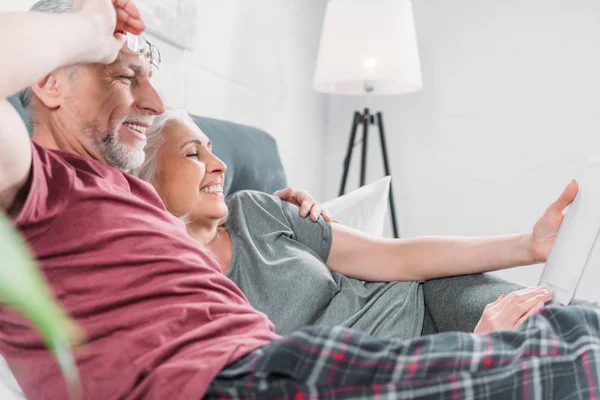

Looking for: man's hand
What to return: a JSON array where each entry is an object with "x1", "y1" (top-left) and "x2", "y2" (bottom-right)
[
  {"x1": 528, "y1": 180, "x2": 578, "y2": 263},
  {"x1": 111, "y1": 0, "x2": 145, "y2": 34},
  {"x1": 73, "y1": 0, "x2": 145, "y2": 64},
  {"x1": 474, "y1": 287, "x2": 553, "y2": 333},
  {"x1": 273, "y1": 188, "x2": 334, "y2": 222}
]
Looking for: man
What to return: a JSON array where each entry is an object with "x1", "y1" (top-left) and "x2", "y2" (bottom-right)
[
  {"x1": 0, "y1": 1, "x2": 599, "y2": 399},
  {"x1": 0, "y1": 0, "x2": 323, "y2": 396}
]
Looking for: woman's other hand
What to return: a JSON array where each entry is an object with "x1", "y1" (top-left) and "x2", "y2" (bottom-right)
[{"x1": 474, "y1": 286, "x2": 553, "y2": 333}]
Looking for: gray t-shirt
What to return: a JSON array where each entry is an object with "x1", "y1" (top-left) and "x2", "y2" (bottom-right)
[{"x1": 225, "y1": 191, "x2": 424, "y2": 339}]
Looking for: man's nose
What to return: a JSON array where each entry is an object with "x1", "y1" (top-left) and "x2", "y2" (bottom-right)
[{"x1": 135, "y1": 81, "x2": 166, "y2": 115}]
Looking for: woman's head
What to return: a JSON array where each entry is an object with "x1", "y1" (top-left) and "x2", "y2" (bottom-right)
[{"x1": 136, "y1": 108, "x2": 228, "y2": 223}]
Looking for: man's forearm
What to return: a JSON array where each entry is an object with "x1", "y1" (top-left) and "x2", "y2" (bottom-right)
[
  {"x1": 0, "y1": 11, "x2": 100, "y2": 99},
  {"x1": 400, "y1": 233, "x2": 535, "y2": 281}
]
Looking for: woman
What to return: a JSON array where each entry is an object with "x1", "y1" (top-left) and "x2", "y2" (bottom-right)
[{"x1": 134, "y1": 108, "x2": 578, "y2": 339}]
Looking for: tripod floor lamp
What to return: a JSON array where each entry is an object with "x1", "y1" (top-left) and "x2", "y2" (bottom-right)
[{"x1": 313, "y1": 0, "x2": 423, "y2": 238}]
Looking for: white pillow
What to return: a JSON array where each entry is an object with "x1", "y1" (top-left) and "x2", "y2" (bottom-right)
[{"x1": 323, "y1": 176, "x2": 391, "y2": 237}]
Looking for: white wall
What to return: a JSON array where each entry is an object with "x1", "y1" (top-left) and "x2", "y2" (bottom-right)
[
  {"x1": 0, "y1": 0, "x2": 328, "y2": 198},
  {"x1": 156, "y1": 0, "x2": 328, "y2": 197},
  {"x1": 324, "y1": 0, "x2": 600, "y2": 299}
]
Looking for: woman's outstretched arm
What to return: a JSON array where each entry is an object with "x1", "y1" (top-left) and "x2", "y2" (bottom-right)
[{"x1": 326, "y1": 180, "x2": 578, "y2": 282}]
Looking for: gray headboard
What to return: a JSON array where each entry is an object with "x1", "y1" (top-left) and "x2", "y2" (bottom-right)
[{"x1": 7, "y1": 95, "x2": 286, "y2": 197}]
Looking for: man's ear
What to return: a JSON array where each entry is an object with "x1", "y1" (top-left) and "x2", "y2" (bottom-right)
[{"x1": 30, "y1": 73, "x2": 64, "y2": 109}]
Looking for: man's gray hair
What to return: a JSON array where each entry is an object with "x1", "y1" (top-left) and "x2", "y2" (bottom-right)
[
  {"x1": 134, "y1": 108, "x2": 196, "y2": 184},
  {"x1": 19, "y1": 0, "x2": 74, "y2": 110}
]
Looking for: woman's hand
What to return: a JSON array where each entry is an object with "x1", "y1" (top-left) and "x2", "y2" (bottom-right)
[
  {"x1": 273, "y1": 188, "x2": 336, "y2": 222},
  {"x1": 528, "y1": 180, "x2": 579, "y2": 263},
  {"x1": 73, "y1": 0, "x2": 145, "y2": 64},
  {"x1": 474, "y1": 287, "x2": 553, "y2": 333}
]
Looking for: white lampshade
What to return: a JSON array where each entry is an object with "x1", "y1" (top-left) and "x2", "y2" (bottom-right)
[{"x1": 313, "y1": 0, "x2": 422, "y2": 96}]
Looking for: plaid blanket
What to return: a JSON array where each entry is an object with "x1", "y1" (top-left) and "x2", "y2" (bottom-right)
[{"x1": 206, "y1": 306, "x2": 600, "y2": 399}]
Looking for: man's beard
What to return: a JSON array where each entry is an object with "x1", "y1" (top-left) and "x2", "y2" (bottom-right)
[{"x1": 84, "y1": 122, "x2": 146, "y2": 172}]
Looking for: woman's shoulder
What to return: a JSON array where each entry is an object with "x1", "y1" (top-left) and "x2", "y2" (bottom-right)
[
  {"x1": 226, "y1": 189, "x2": 279, "y2": 206},
  {"x1": 225, "y1": 190, "x2": 284, "y2": 219}
]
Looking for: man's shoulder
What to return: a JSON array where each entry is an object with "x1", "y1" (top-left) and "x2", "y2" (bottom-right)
[
  {"x1": 33, "y1": 141, "x2": 123, "y2": 180},
  {"x1": 20, "y1": 142, "x2": 160, "y2": 220},
  {"x1": 31, "y1": 141, "x2": 150, "y2": 196}
]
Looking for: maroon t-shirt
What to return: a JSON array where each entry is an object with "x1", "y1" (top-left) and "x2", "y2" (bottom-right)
[{"x1": 0, "y1": 142, "x2": 279, "y2": 399}]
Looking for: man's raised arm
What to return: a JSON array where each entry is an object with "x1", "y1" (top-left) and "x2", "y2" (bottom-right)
[{"x1": 0, "y1": 0, "x2": 144, "y2": 213}]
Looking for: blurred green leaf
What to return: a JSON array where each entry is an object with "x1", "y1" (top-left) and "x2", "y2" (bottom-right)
[{"x1": 0, "y1": 213, "x2": 81, "y2": 395}]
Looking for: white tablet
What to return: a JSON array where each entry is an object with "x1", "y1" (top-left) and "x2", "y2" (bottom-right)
[{"x1": 538, "y1": 155, "x2": 600, "y2": 305}]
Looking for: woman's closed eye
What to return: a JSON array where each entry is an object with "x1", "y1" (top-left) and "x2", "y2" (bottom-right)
[{"x1": 186, "y1": 152, "x2": 200, "y2": 158}]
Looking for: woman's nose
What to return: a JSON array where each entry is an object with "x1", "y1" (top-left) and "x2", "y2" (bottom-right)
[{"x1": 208, "y1": 154, "x2": 227, "y2": 173}]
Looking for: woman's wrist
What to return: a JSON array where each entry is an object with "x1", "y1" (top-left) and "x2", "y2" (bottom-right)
[{"x1": 518, "y1": 232, "x2": 536, "y2": 265}]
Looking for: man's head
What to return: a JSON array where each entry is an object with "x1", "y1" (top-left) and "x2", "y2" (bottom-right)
[{"x1": 23, "y1": 0, "x2": 165, "y2": 172}]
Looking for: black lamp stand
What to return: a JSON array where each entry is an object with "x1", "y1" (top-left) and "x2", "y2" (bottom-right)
[{"x1": 338, "y1": 108, "x2": 400, "y2": 238}]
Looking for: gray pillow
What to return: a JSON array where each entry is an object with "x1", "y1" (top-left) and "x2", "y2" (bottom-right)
[
  {"x1": 7, "y1": 95, "x2": 31, "y2": 133},
  {"x1": 6, "y1": 95, "x2": 287, "y2": 197}
]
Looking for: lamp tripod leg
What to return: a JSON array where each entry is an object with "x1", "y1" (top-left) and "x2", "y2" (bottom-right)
[
  {"x1": 359, "y1": 108, "x2": 370, "y2": 187},
  {"x1": 339, "y1": 112, "x2": 361, "y2": 196},
  {"x1": 376, "y1": 112, "x2": 400, "y2": 238}
]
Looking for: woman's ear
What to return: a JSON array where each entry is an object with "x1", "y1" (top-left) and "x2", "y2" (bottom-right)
[{"x1": 30, "y1": 73, "x2": 63, "y2": 109}]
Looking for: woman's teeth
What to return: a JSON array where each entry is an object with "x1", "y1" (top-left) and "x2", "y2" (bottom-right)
[
  {"x1": 201, "y1": 185, "x2": 223, "y2": 194},
  {"x1": 124, "y1": 123, "x2": 147, "y2": 134}
]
